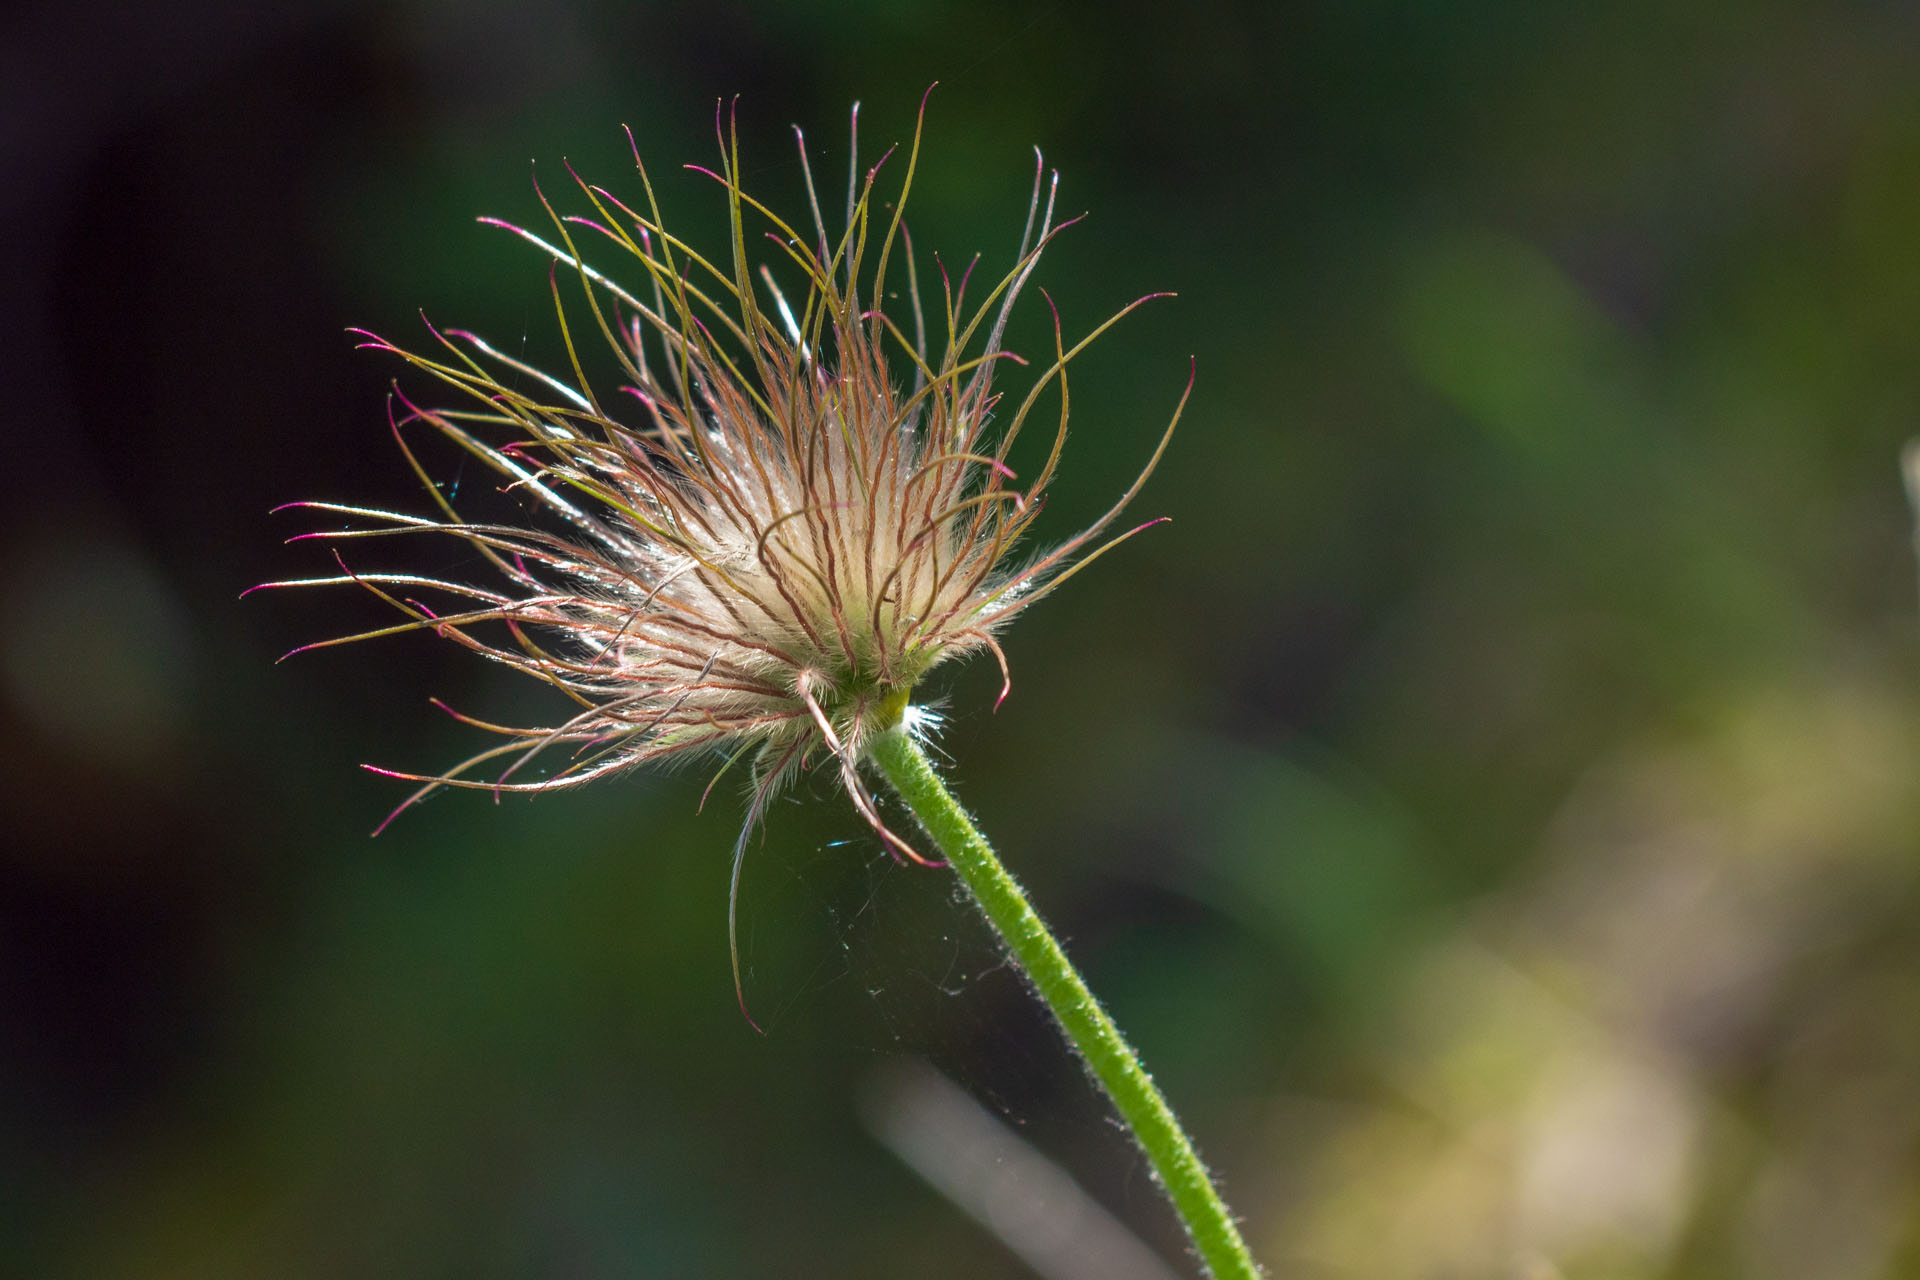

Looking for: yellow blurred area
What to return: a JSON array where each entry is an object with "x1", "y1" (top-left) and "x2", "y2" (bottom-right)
[{"x1": 1267, "y1": 668, "x2": 1920, "y2": 1278}]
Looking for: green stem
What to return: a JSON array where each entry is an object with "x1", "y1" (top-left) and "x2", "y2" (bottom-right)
[{"x1": 866, "y1": 728, "x2": 1263, "y2": 1280}]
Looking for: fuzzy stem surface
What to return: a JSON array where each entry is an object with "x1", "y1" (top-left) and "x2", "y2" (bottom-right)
[{"x1": 866, "y1": 728, "x2": 1263, "y2": 1280}]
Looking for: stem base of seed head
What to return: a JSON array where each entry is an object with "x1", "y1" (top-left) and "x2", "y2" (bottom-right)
[{"x1": 865, "y1": 727, "x2": 1264, "y2": 1280}]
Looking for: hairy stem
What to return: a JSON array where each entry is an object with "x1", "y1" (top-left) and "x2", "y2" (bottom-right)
[{"x1": 866, "y1": 728, "x2": 1263, "y2": 1280}]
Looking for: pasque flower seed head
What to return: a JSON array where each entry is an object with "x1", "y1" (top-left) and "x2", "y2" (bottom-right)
[
  {"x1": 266, "y1": 93, "x2": 1188, "y2": 903},
  {"x1": 259, "y1": 103, "x2": 1260, "y2": 1270}
]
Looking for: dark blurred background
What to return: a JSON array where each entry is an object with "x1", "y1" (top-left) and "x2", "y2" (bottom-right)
[{"x1": 6, "y1": 2, "x2": 1920, "y2": 1276}]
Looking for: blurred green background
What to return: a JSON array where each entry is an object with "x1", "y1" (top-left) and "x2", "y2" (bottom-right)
[{"x1": 6, "y1": 1, "x2": 1920, "y2": 1276}]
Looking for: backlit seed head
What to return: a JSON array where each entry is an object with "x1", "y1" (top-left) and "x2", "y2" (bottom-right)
[{"x1": 266, "y1": 94, "x2": 1188, "y2": 865}]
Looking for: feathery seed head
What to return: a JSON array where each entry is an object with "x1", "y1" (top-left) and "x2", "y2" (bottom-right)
[{"x1": 267, "y1": 95, "x2": 1189, "y2": 854}]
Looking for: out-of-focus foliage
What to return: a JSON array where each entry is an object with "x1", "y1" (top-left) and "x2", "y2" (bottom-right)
[{"x1": 5, "y1": 2, "x2": 1919, "y2": 1277}]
